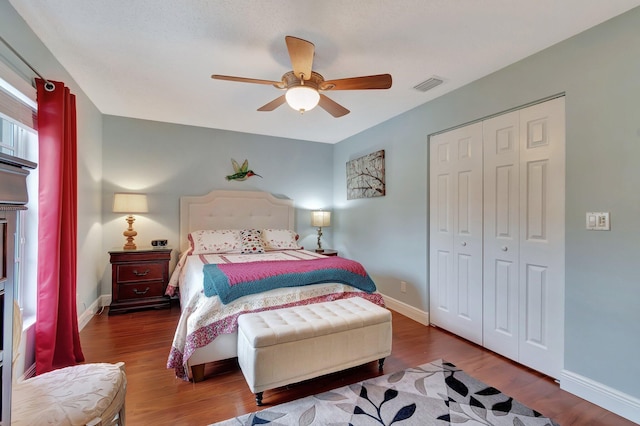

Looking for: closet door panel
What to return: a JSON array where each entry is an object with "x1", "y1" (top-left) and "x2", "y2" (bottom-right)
[
  {"x1": 430, "y1": 123, "x2": 483, "y2": 345},
  {"x1": 483, "y1": 111, "x2": 520, "y2": 360},
  {"x1": 524, "y1": 264, "x2": 548, "y2": 345},
  {"x1": 518, "y1": 97, "x2": 565, "y2": 379},
  {"x1": 434, "y1": 249, "x2": 451, "y2": 312},
  {"x1": 430, "y1": 136, "x2": 454, "y2": 318}
]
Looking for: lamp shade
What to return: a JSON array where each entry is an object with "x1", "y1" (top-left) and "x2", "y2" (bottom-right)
[
  {"x1": 311, "y1": 211, "x2": 331, "y2": 227},
  {"x1": 286, "y1": 86, "x2": 320, "y2": 113},
  {"x1": 113, "y1": 193, "x2": 148, "y2": 213}
]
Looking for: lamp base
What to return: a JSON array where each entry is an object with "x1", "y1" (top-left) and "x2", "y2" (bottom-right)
[
  {"x1": 123, "y1": 215, "x2": 138, "y2": 250},
  {"x1": 315, "y1": 226, "x2": 324, "y2": 253}
]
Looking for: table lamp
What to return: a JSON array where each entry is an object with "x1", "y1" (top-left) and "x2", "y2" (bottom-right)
[
  {"x1": 113, "y1": 192, "x2": 148, "y2": 250},
  {"x1": 311, "y1": 210, "x2": 331, "y2": 252}
]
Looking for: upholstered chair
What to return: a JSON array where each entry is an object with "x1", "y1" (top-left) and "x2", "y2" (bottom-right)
[{"x1": 11, "y1": 302, "x2": 127, "y2": 425}]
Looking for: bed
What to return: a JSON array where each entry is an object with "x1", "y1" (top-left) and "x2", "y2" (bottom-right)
[{"x1": 166, "y1": 190, "x2": 385, "y2": 382}]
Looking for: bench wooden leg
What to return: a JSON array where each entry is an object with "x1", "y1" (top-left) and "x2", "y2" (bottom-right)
[
  {"x1": 378, "y1": 358, "x2": 385, "y2": 371},
  {"x1": 191, "y1": 364, "x2": 205, "y2": 383},
  {"x1": 255, "y1": 392, "x2": 264, "y2": 406}
]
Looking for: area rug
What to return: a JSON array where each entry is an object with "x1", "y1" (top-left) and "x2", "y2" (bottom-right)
[{"x1": 212, "y1": 359, "x2": 558, "y2": 425}]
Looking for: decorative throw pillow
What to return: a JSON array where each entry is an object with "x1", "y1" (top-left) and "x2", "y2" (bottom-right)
[
  {"x1": 240, "y1": 229, "x2": 265, "y2": 254},
  {"x1": 188, "y1": 229, "x2": 241, "y2": 254},
  {"x1": 261, "y1": 229, "x2": 301, "y2": 250}
]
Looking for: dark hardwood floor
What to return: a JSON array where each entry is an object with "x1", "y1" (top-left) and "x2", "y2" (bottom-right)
[{"x1": 80, "y1": 306, "x2": 633, "y2": 425}]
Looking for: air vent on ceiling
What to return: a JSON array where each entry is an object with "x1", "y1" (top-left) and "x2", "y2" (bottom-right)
[{"x1": 413, "y1": 77, "x2": 444, "y2": 92}]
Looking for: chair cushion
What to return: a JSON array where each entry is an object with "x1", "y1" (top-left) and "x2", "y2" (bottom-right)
[{"x1": 12, "y1": 362, "x2": 126, "y2": 426}]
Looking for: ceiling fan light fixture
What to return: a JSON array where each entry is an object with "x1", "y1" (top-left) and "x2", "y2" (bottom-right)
[{"x1": 285, "y1": 85, "x2": 320, "y2": 113}]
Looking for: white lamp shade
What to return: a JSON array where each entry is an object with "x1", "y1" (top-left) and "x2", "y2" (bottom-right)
[
  {"x1": 311, "y1": 211, "x2": 331, "y2": 227},
  {"x1": 113, "y1": 193, "x2": 148, "y2": 213},
  {"x1": 286, "y1": 86, "x2": 320, "y2": 112}
]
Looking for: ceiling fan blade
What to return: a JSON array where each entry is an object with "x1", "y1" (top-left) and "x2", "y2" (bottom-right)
[
  {"x1": 257, "y1": 95, "x2": 287, "y2": 111},
  {"x1": 318, "y1": 94, "x2": 350, "y2": 118},
  {"x1": 321, "y1": 74, "x2": 392, "y2": 90},
  {"x1": 212, "y1": 74, "x2": 284, "y2": 87},
  {"x1": 285, "y1": 36, "x2": 314, "y2": 81}
]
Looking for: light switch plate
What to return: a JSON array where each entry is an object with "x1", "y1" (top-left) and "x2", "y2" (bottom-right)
[{"x1": 586, "y1": 212, "x2": 610, "y2": 230}]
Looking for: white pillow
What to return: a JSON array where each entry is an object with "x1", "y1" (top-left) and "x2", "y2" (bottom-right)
[
  {"x1": 188, "y1": 229, "x2": 241, "y2": 254},
  {"x1": 261, "y1": 229, "x2": 301, "y2": 251}
]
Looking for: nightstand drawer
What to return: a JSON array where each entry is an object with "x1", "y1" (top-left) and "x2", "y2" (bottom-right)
[
  {"x1": 117, "y1": 280, "x2": 165, "y2": 300},
  {"x1": 116, "y1": 262, "x2": 165, "y2": 283}
]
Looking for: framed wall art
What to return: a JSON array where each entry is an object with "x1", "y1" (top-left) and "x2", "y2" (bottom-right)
[{"x1": 346, "y1": 149, "x2": 385, "y2": 200}]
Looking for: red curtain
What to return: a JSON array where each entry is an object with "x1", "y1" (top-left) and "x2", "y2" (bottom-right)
[{"x1": 35, "y1": 79, "x2": 84, "y2": 374}]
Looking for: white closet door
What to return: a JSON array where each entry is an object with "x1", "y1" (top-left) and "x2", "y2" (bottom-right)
[
  {"x1": 429, "y1": 122, "x2": 483, "y2": 345},
  {"x1": 482, "y1": 111, "x2": 521, "y2": 360},
  {"x1": 518, "y1": 97, "x2": 565, "y2": 378}
]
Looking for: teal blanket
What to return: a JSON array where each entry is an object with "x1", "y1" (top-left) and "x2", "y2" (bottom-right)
[{"x1": 202, "y1": 257, "x2": 376, "y2": 304}]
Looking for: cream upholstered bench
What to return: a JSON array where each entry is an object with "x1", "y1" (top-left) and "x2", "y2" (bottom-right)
[{"x1": 237, "y1": 297, "x2": 392, "y2": 405}]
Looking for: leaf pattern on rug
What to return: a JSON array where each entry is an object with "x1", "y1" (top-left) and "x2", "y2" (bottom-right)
[
  {"x1": 387, "y1": 370, "x2": 406, "y2": 384},
  {"x1": 298, "y1": 405, "x2": 316, "y2": 426},
  {"x1": 352, "y1": 384, "x2": 416, "y2": 425},
  {"x1": 210, "y1": 359, "x2": 560, "y2": 426},
  {"x1": 445, "y1": 371, "x2": 470, "y2": 397},
  {"x1": 315, "y1": 390, "x2": 348, "y2": 402},
  {"x1": 414, "y1": 377, "x2": 428, "y2": 396}
]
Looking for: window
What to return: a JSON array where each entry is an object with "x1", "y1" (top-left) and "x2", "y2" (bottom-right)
[{"x1": 0, "y1": 76, "x2": 38, "y2": 321}]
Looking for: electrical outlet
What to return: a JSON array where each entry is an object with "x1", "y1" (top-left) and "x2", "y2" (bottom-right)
[{"x1": 400, "y1": 281, "x2": 407, "y2": 293}]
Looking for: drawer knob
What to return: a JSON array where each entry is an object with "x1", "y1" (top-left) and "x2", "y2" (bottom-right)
[
  {"x1": 133, "y1": 287, "x2": 150, "y2": 295},
  {"x1": 132, "y1": 269, "x2": 150, "y2": 277}
]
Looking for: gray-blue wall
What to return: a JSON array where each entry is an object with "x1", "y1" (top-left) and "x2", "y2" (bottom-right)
[
  {"x1": 101, "y1": 116, "x2": 334, "y2": 290},
  {"x1": 334, "y1": 8, "x2": 640, "y2": 401}
]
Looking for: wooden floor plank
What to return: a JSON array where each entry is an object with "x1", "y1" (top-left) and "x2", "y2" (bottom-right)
[{"x1": 79, "y1": 306, "x2": 633, "y2": 425}]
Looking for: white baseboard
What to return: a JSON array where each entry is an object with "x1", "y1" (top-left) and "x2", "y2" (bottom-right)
[
  {"x1": 561, "y1": 369, "x2": 640, "y2": 424},
  {"x1": 380, "y1": 293, "x2": 429, "y2": 325},
  {"x1": 77, "y1": 294, "x2": 111, "y2": 331}
]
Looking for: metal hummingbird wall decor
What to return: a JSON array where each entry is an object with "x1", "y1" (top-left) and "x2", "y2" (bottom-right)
[
  {"x1": 226, "y1": 159, "x2": 262, "y2": 181},
  {"x1": 346, "y1": 150, "x2": 385, "y2": 199}
]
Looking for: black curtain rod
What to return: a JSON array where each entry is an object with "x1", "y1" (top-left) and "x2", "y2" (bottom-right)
[{"x1": 0, "y1": 35, "x2": 55, "y2": 91}]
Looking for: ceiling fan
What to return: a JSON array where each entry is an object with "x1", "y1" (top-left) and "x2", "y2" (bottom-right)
[{"x1": 211, "y1": 36, "x2": 392, "y2": 118}]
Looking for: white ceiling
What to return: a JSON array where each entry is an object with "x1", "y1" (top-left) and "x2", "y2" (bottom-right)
[{"x1": 9, "y1": 1, "x2": 640, "y2": 143}]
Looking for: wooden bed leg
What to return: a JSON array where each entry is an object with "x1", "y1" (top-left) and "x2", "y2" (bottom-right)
[
  {"x1": 378, "y1": 358, "x2": 385, "y2": 371},
  {"x1": 255, "y1": 392, "x2": 263, "y2": 406},
  {"x1": 191, "y1": 364, "x2": 205, "y2": 383}
]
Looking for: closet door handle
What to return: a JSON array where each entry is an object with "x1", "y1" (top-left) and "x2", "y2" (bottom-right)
[
  {"x1": 501, "y1": 246, "x2": 508, "y2": 251},
  {"x1": 461, "y1": 242, "x2": 467, "y2": 247}
]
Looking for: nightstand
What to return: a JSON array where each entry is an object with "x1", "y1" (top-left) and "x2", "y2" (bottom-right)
[
  {"x1": 108, "y1": 248, "x2": 171, "y2": 315},
  {"x1": 317, "y1": 249, "x2": 338, "y2": 257}
]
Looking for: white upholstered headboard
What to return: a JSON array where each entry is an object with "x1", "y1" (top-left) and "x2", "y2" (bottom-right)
[{"x1": 179, "y1": 190, "x2": 295, "y2": 253}]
